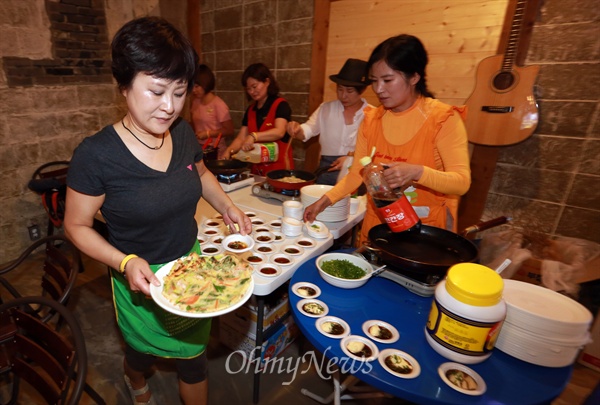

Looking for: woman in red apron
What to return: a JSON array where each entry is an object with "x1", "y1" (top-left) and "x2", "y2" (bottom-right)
[{"x1": 221, "y1": 63, "x2": 293, "y2": 175}]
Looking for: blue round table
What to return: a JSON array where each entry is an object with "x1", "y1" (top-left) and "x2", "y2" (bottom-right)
[{"x1": 289, "y1": 254, "x2": 573, "y2": 405}]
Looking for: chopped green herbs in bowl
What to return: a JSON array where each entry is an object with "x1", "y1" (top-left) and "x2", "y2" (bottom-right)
[
  {"x1": 316, "y1": 253, "x2": 373, "y2": 289},
  {"x1": 320, "y1": 259, "x2": 366, "y2": 279}
]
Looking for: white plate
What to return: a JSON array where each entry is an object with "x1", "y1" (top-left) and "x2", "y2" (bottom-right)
[
  {"x1": 150, "y1": 259, "x2": 254, "y2": 318},
  {"x1": 221, "y1": 234, "x2": 255, "y2": 253},
  {"x1": 362, "y1": 320, "x2": 400, "y2": 344},
  {"x1": 297, "y1": 298, "x2": 329, "y2": 318},
  {"x1": 340, "y1": 335, "x2": 379, "y2": 362},
  {"x1": 438, "y1": 362, "x2": 486, "y2": 396},
  {"x1": 378, "y1": 349, "x2": 420, "y2": 379},
  {"x1": 316, "y1": 316, "x2": 350, "y2": 339},
  {"x1": 291, "y1": 282, "x2": 321, "y2": 298}
]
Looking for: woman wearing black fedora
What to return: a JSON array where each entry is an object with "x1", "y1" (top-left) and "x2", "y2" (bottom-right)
[{"x1": 287, "y1": 58, "x2": 373, "y2": 185}]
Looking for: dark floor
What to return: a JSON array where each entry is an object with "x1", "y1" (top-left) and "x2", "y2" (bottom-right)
[{"x1": 2, "y1": 249, "x2": 598, "y2": 405}]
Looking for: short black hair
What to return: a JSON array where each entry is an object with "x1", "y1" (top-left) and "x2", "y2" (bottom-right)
[
  {"x1": 111, "y1": 16, "x2": 198, "y2": 91},
  {"x1": 241, "y1": 63, "x2": 280, "y2": 98},
  {"x1": 367, "y1": 34, "x2": 433, "y2": 98},
  {"x1": 195, "y1": 64, "x2": 216, "y2": 93}
]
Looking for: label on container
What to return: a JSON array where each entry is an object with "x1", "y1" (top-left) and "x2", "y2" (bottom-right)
[
  {"x1": 426, "y1": 299, "x2": 504, "y2": 356},
  {"x1": 258, "y1": 142, "x2": 278, "y2": 163},
  {"x1": 377, "y1": 197, "x2": 420, "y2": 232}
]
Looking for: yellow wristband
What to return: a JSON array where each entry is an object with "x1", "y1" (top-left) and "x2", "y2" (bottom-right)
[
  {"x1": 119, "y1": 254, "x2": 138, "y2": 273},
  {"x1": 250, "y1": 132, "x2": 258, "y2": 142}
]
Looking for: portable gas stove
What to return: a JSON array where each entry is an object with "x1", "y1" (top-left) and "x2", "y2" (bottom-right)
[
  {"x1": 216, "y1": 172, "x2": 255, "y2": 192},
  {"x1": 352, "y1": 246, "x2": 441, "y2": 297},
  {"x1": 251, "y1": 181, "x2": 301, "y2": 202}
]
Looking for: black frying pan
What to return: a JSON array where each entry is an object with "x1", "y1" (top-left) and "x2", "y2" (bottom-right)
[
  {"x1": 367, "y1": 224, "x2": 479, "y2": 277},
  {"x1": 205, "y1": 159, "x2": 250, "y2": 175}
]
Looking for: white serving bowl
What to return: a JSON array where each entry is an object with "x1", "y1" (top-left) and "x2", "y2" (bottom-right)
[{"x1": 316, "y1": 253, "x2": 373, "y2": 289}]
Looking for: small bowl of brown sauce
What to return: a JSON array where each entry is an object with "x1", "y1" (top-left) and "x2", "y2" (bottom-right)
[
  {"x1": 282, "y1": 245, "x2": 304, "y2": 256},
  {"x1": 270, "y1": 253, "x2": 293, "y2": 266},
  {"x1": 222, "y1": 234, "x2": 254, "y2": 254},
  {"x1": 257, "y1": 263, "x2": 281, "y2": 278}
]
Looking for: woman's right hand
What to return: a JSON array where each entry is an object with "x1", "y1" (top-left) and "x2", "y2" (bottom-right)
[
  {"x1": 124, "y1": 256, "x2": 160, "y2": 296},
  {"x1": 303, "y1": 195, "x2": 332, "y2": 223}
]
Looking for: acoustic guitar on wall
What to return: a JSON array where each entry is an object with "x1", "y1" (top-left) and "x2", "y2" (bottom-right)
[{"x1": 466, "y1": 0, "x2": 539, "y2": 146}]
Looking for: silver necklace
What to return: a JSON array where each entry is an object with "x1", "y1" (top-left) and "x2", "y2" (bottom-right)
[{"x1": 121, "y1": 119, "x2": 165, "y2": 150}]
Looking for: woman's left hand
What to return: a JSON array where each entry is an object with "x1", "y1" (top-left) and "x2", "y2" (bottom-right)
[
  {"x1": 383, "y1": 162, "x2": 423, "y2": 189},
  {"x1": 222, "y1": 206, "x2": 252, "y2": 235}
]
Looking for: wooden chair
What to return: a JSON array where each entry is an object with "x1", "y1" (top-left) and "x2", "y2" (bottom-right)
[
  {"x1": 0, "y1": 235, "x2": 79, "y2": 324},
  {"x1": 0, "y1": 296, "x2": 88, "y2": 405},
  {"x1": 27, "y1": 161, "x2": 70, "y2": 238}
]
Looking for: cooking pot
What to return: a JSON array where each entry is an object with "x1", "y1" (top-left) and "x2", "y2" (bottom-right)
[
  {"x1": 366, "y1": 217, "x2": 509, "y2": 278},
  {"x1": 204, "y1": 159, "x2": 250, "y2": 175}
]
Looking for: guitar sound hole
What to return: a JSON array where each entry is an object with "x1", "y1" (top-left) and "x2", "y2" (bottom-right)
[{"x1": 493, "y1": 72, "x2": 515, "y2": 91}]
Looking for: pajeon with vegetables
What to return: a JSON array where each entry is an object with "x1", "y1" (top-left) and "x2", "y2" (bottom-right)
[{"x1": 162, "y1": 253, "x2": 252, "y2": 313}]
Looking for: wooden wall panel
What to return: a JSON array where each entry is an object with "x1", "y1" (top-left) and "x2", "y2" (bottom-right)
[{"x1": 325, "y1": 0, "x2": 509, "y2": 106}]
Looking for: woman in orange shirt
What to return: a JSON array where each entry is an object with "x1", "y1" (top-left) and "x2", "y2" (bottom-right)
[{"x1": 304, "y1": 35, "x2": 471, "y2": 244}]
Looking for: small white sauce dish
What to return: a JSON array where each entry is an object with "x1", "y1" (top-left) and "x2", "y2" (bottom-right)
[
  {"x1": 256, "y1": 263, "x2": 281, "y2": 278},
  {"x1": 270, "y1": 253, "x2": 294, "y2": 266},
  {"x1": 221, "y1": 234, "x2": 255, "y2": 253},
  {"x1": 297, "y1": 298, "x2": 329, "y2": 318},
  {"x1": 210, "y1": 235, "x2": 224, "y2": 245},
  {"x1": 291, "y1": 282, "x2": 321, "y2": 298},
  {"x1": 200, "y1": 243, "x2": 223, "y2": 256},
  {"x1": 378, "y1": 349, "x2": 420, "y2": 379},
  {"x1": 243, "y1": 252, "x2": 267, "y2": 266},
  {"x1": 438, "y1": 362, "x2": 487, "y2": 396},
  {"x1": 281, "y1": 245, "x2": 304, "y2": 256},
  {"x1": 340, "y1": 335, "x2": 378, "y2": 362},
  {"x1": 281, "y1": 217, "x2": 303, "y2": 237},
  {"x1": 268, "y1": 219, "x2": 282, "y2": 229},
  {"x1": 253, "y1": 231, "x2": 275, "y2": 244},
  {"x1": 315, "y1": 316, "x2": 350, "y2": 339},
  {"x1": 199, "y1": 227, "x2": 223, "y2": 237},
  {"x1": 254, "y1": 227, "x2": 271, "y2": 234},
  {"x1": 296, "y1": 238, "x2": 315, "y2": 249},
  {"x1": 202, "y1": 218, "x2": 222, "y2": 228},
  {"x1": 196, "y1": 235, "x2": 207, "y2": 245},
  {"x1": 254, "y1": 243, "x2": 277, "y2": 255},
  {"x1": 362, "y1": 320, "x2": 400, "y2": 344},
  {"x1": 244, "y1": 211, "x2": 257, "y2": 218},
  {"x1": 250, "y1": 217, "x2": 266, "y2": 226},
  {"x1": 306, "y1": 221, "x2": 329, "y2": 239},
  {"x1": 271, "y1": 231, "x2": 285, "y2": 242}
]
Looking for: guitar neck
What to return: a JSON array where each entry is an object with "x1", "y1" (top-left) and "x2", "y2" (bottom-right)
[{"x1": 502, "y1": 0, "x2": 528, "y2": 71}]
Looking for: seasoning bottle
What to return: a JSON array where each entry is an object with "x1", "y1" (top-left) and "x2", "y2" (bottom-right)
[
  {"x1": 232, "y1": 142, "x2": 279, "y2": 163},
  {"x1": 425, "y1": 263, "x2": 506, "y2": 364},
  {"x1": 359, "y1": 156, "x2": 421, "y2": 233}
]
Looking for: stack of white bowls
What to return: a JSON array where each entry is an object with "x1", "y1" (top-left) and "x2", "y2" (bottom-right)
[
  {"x1": 300, "y1": 185, "x2": 350, "y2": 222},
  {"x1": 496, "y1": 280, "x2": 593, "y2": 367}
]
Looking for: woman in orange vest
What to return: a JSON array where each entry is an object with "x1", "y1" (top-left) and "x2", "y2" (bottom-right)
[
  {"x1": 304, "y1": 35, "x2": 471, "y2": 244},
  {"x1": 221, "y1": 63, "x2": 293, "y2": 175}
]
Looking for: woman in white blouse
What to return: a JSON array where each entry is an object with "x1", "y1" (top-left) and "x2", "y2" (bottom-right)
[{"x1": 287, "y1": 59, "x2": 373, "y2": 185}]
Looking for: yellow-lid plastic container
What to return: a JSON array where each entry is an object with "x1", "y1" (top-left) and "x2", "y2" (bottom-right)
[{"x1": 425, "y1": 263, "x2": 506, "y2": 364}]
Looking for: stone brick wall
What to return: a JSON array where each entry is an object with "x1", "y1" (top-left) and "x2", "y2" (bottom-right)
[
  {"x1": 0, "y1": 0, "x2": 184, "y2": 260},
  {"x1": 198, "y1": 0, "x2": 314, "y2": 163},
  {"x1": 484, "y1": 0, "x2": 600, "y2": 243}
]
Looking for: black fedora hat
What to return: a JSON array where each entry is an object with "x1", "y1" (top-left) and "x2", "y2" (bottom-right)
[{"x1": 329, "y1": 58, "x2": 368, "y2": 87}]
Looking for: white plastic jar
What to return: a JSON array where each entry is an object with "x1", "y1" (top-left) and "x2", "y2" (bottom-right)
[{"x1": 425, "y1": 263, "x2": 506, "y2": 364}]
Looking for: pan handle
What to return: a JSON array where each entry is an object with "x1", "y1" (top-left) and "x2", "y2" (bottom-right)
[{"x1": 461, "y1": 216, "x2": 511, "y2": 237}]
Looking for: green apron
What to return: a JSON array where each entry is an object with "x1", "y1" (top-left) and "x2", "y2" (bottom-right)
[{"x1": 111, "y1": 241, "x2": 211, "y2": 358}]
